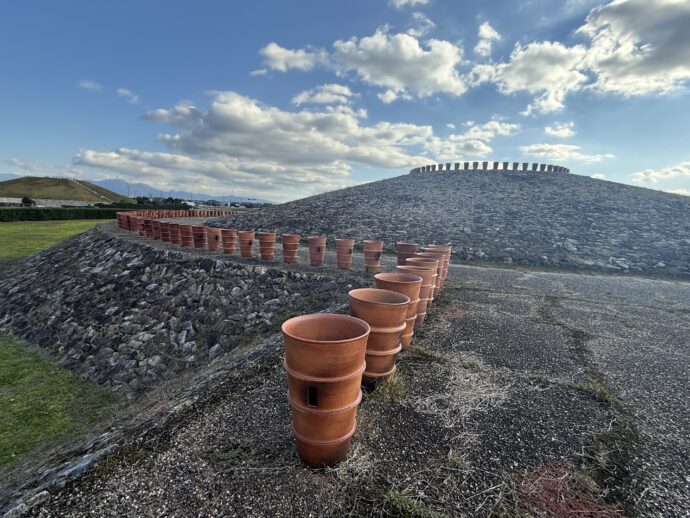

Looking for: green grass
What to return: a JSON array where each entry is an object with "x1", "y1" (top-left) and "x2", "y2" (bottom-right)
[
  {"x1": 0, "y1": 176, "x2": 131, "y2": 203},
  {"x1": 0, "y1": 333, "x2": 120, "y2": 467},
  {"x1": 0, "y1": 219, "x2": 109, "y2": 264}
]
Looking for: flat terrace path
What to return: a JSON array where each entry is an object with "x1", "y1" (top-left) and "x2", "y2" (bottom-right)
[{"x1": 25, "y1": 222, "x2": 690, "y2": 516}]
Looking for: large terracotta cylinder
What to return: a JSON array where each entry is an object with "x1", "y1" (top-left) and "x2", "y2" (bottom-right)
[
  {"x1": 348, "y1": 288, "x2": 409, "y2": 383},
  {"x1": 160, "y1": 222, "x2": 171, "y2": 243},
  {"x1": 207, "y1": 227, "x2": 222, "y2": 252},
  {"x1": 395, "y1": 242, "x2": 417, "y2": 266},
  {"x1": 396, "y1": 265, "x2": 435, "y2": 326},
  {"x1": 362, "y1": 240, "x2": 384, "y2": 274},
  {"x1": 179, "y1": 224, "x2": 194, "y2": 247},
  {"x1": 281, "y1": 234, "x2": 300, "y2": 263},
  {"x1": 169, "y1": 223, "x2": 181, "y2": 245},
  {"x1": 308, "y1": 236, "x2": 326, "y2": 266},
  {"x1": 416, "y1": 252, "x2": 444, "y2": 296},
  {"x1": 143, "y1": 218, "x2": 154, "y2": 238},
  {"x1": 238, "y1": 230, "x2": 255, "y2": 257},
  {"x1": 282, "y1": 313, "x2": 370, "y2": 467},
  {"x1": 335, "y1": 238, "x2": 354, "y2": 270},
  {"x1": 257, "y1": 231, "x2": 277, "y2": 260},
  {"x1": 221, "y1": 229, "x2": 238, "y2": 254},
  {"x1": 374, "y1": 273, "x2": 422, "y2": 350},
  {"x1": 405, "y1": 257, "x2": 438, "y2": 308},
  {"x1": 192, "y1": 225, "x2": 207, "y2": 249},
  {"x1": 424, "y1": 245, "x2": 452, "y2": 287},
  {"x1": 151, "y1": 220, "x2": 162, "y2": 240}
]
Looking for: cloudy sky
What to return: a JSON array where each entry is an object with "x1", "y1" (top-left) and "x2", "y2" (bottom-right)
[{"x1": 1, "y1": 0, "x2": 689, "y2": 201}]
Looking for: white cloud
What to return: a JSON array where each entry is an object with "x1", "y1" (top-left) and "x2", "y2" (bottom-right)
[
  {"x1": 544, "y1": 121, "x2": 576, "y2": 138},
  {"x1": 577, "y1": 0, "x2": 690, "y2": 96},
  {"x1": 632, "y1": 161, "x2": 690, "y2": 184},
  {"x1": 249, "y1": 68, "x2": 268, "y2": 77},
  {"x1": 446, "y1": 123, "x2": 456, "y2": 129},
  {"x1": 333, "y1": 28, "x2": 466, "y2": 100},
  {"x1": 591, "y1": 172, "x2": 606, "y2": 179},
  {"x1": 473, "y1": 41, "x2": 588, "y2": 114},
  {"x1": 390, "y1": 0, "x2": 429, "y2": 9},
  {"x1": 520, "y1": 143, "x2": 614, "y2": 162},
  {"x1": 407, "y1": 12, "x2": 436, "y2": 38},
  {"x1": 474, "y1": 21, "x2": 501, "y2": 57},
  {"x1": 668, "y1": 188, "x2": 689, "y2": 196},
  {"x1": 116, "y1": 88, "x2": 140, "y2": 104},
  {"x1": 78, "y1": 80, "x2": 102, "y2": 92},
  {"x1": 292, "y1": 84, "x2": 356, "y2": 106},
  {"x1": 259, "y1": 42, "x2": 327, "y2": 72},
  {"x1": 424, "y1": 117, "x2": 520, "y2": 158}
]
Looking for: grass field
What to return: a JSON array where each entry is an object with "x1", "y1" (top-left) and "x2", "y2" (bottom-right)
[
  {"x1": 0, "y1": 219, "x2": 109, "y2": 271},
  {"x1": 0, "y1": 333, "x2": 121, "y2": 467},
  {"x1": 0, "y1": 176, "x2": 131, "y2": 203}
]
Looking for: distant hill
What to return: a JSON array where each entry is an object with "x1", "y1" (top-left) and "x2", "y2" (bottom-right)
[
  {"x1": 92, "y1": 179, "x2": 273, "y2": 204},
  {"x1": 213, "y1": 170, "x2": 690, "y2": 279},
  {"x1": 0, "y1": 177, "x2": 132, "y2": 203}
]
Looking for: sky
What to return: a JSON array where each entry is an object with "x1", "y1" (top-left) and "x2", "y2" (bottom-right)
[{"x1": 1, "y1": 0, "x2": 689, "y2": 202}]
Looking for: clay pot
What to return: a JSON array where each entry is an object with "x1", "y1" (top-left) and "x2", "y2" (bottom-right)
[
  {"x1": 192, "y1": 225, "x2": 207, "y2": 249},
  {"x1": 374, "y1": 273, "x2": 422, "y2": 350},
  {"x1": 308, "y1": 236, "x2": 326, "y2": 267},
  {"x1": 257, "y1": 231, "x2": 277, "y2": 261},
  {"x1": 169, "y1": 223, "x2": 181, "y2": 245},
  {"x1": 395, "y1": 242, "x2": 417, "y2": 266},
  {"x1": 221, "y1": 229, "x2": 238, "y2": 254},
  {"x1": 281, "y1": 234, "x2": 300, "y2": 263},
  {"x1": 424, "y1": 245, "x2": 452, "y2": 287},
  {"x1": 405, "y1": 257, "x2": 439, "y2": 307},
  {"x1": 206, "y1": 227, "x2": 222, "y2": 252},
  {"x1": 179, "y1": 224, "x2": 194, "y2": 247},
  {"x1": 282, "y1": 313, "x2": 370, "y2": 467},
  {"x1": 143, "y1": 218, "x2": 154, "y2": 238},
  {"x1": 151, "y1": 220, "x2": 162, "y2": 240},
  {"x1": 362, "y1": 240, "x2": 383, "y2": 274},
  {"x1": 159, "y1": 222, "x2": 171, "y2": 242},
  {"x1": 238, "y1": 230, "x2": 255, "y2": 257},
  {"x1": 348, "y1": 288, "x2": 409, "y2": 383},
  {"x1": 335, "y1": 238, "x2": 354, "y2": 270},
  {"x1": 416, "y1": 252, "x2": 444, "y2": 296},
  {"x1": 396, "y1": 265, "x2": 434, "y2": 326}
]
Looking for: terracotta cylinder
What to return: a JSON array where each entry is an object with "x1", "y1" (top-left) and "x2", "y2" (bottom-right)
[
  {"x1": 151, "y1": 220, "x2": 162, "y2": 240},
  {"x1": 362, "y1": 240, "x2": 383, "y2": 274},
  {"x1": 179, "y1": 224, "x2": 194, "y2": 247},
  {"x1": 374, "y1": 273, "x2": 422, "y2": 350},
  {"x1": 192, "y1": 225, "x2": 207, "y2": 249},
  {"x1": 159, "y1": 222, "x2": 171, "y2": 242},
  {"x1": 206, "y1": 227, "x2": 222, "y2": 251},
  {"x1": 395, "y1": 242, "x2": 418, "y2": 266},
  {"x1": 348, "y1": 288, "x2": 409, "y2": 383},
  {"x1": 425, "y1": 245, "x2": 452, "y2": 287},
  {"x1": 281, "y1": 234, "x2": 300, "y2": 263},
  {"x1": 282, "y1": 313, "x2": 370, "y2": 467},
  {"x1": 257, "y1": 231, "x2": 277, "y2": 260},
  {"x1": 221, "y1": 229, "x2": 238, "y2": 254},
  {"x1": 396, "y1": 265, "x2": 435, "y2": 326},
  {"x1": 238, "y1": 230, "x2": 255, "y2": 258},
  {"x1": 416, "y1": 252, "x2": 444, "y2": 295},
  {"x1": 405, "y1": 257, "x2": 438, "y2": 308},
  {"x1": 169, "y1": 223, "x2": 181, "y2": 245},
  {"x1": 335, "y1": 238, "x2": 354, "y2": 270},
  {"x1": 308, "y1": 236, "x2": 326, "y2": 267},
  {"x1": 143, "y1": 218, "x2": 154, "y2": 238}
]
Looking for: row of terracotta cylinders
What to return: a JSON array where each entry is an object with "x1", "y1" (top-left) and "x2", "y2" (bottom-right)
[
  {"x1": 283, "y1": 242, "x2": 453, "y2": 467},
  {"x1": 115, "y1": 209, "x2": 234, "y2": 228}
]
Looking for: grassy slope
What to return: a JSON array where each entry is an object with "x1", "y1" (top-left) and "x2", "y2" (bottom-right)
[
  {"x1": 0, "y1": 176, "x2": 131, "y2": 203},
  {"x1": 0, "y1": 334, "x2": 120, "y2": 466}
]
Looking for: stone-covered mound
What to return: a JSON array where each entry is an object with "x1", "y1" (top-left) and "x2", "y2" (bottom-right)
[
  {"x1": 212, "y1": 171, "x2": 690, "y2": 279},
  {"x1": 0, "y1": 227, "x2": 366, "y2": 398}
]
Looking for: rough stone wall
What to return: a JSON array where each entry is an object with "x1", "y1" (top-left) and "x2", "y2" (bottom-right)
[
  {"x1": 0, "y1": 228, "x2": 367, "y2": 398},
  {"x1": 211, "y1": 171, "x2": 690, "y2": 279}
]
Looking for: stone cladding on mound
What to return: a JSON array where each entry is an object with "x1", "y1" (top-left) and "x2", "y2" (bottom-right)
[{"x1": 210, "y1": 171, "x2": 690, "y2": 279}]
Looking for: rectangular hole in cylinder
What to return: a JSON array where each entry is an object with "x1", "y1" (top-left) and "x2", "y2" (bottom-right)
[{"x1": 307, "y1": 386, "x2": 318, "y2": 407}]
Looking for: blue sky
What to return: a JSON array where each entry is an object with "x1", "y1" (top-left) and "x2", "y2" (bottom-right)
[{"x1": 1, "y1": 0, "x2": 689, "y2": 201}]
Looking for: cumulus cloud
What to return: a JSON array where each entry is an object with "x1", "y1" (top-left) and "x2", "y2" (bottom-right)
[
  {"x1": 78, "y1": 80, "x2": 102, "y2": 91},
  {"x1": 117, "y1": 88, "x2": 140, "y2": 104},
  {"x1": 632, "y1": 161, "x2": 690, "y2": 184},
  {"x1": 407, "y1": 12, "x2": 436, "y2": 38},
  {"x1": 544, "y1": 121, "x2": 576, "y2": 138},
  {"x1": 591, "y1": 172, "x2": 606, "y2": 179},
  {"x1": 292, "y1": 84, "x2": 356, "y2": 106},
  {"x1": 424, "y1": 118, "x2": 520, "y2": 158},
  {"x1": 473, "y1": 41, "x2": 588, "y2": 114},
  {"x1": 259, "y1": 42, "x2": 327, "y2": 72},
  {"x1": 333, "y1": 28, "x2": 466, "y2": 101},
  {"x1": 577, "y1": 0, "x2": 690, "y2": 95},
  {"x1": 474, "y1": 21, "x2": 501, "y2": 57},
  {"x1": 390, "y1": 0, "x2": 429, "y2": 9},
  {"x1": 668, "y1": 188, "x2": 689, "y2": 196},
  {"x1": 520, "y1": 143, "x2": 614, "y2": 162}
]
